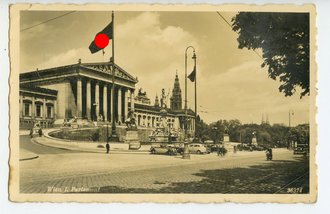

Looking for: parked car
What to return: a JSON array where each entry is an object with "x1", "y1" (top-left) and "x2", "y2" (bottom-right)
[
  {"x1": 150, "y1": 145, "x2": 177, "y2": 156},
  {"x1": 251, "y1": 145, "x2": 266, "y2": 151},
  {"x1": 294, "y1": 144, "x2": 308, "y2": 155},
  {"x1": 208, "y1": 144, "x2": 222, "y2": 153},
  {"x1": 189, "y1": 143, "x2": 210, "y2": 154}
]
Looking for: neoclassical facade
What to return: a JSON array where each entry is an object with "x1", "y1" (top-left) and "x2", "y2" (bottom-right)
[
  {"x1": 19, "y1": 60, "x2": 195, "y2": 135},
  {"x1": 19, "y1": 85, "x2": 58, "y2": 129},
  {"x1": 20, "y1": 60, "x2": 136, "y2": 124}
]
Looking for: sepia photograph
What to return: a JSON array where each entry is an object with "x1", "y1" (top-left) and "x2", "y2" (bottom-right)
[{"x1": 9, "y1": 4, "x2": 316, "y2": 203}]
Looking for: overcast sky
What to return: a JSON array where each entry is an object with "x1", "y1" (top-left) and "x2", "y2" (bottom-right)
[{"x1": 20, "y1": 11, "x2": 309, "y2": 125}]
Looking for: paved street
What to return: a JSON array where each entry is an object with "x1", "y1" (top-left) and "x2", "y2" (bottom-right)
[
  {"x1": 20, "y1": 135, "x2": 309, "y2": 194},
  {"x1": 20, "y1": 135, "x2": 78, "y2": 155}
]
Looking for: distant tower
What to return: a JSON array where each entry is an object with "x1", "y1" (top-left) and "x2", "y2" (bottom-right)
[
  {"x1": 154, "y1": 94, "x2": 159, "y2": 107},
  {"x1": 170, "y1": 72, "x2": 182, "y2": 110},
  {"x1": 266, "y1": 114, "x2": 270, "y2": 125},
  {"x1": 261, "y1": 113, "x2": 265, "y2": 124}
]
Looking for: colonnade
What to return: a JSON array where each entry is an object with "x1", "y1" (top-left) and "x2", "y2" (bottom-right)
[{"x1": 75, "y1": 77, "x2": 134, "y2": 123}]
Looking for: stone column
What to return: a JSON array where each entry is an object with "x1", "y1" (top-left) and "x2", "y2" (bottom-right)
[
  {"x1": 31, "y1": 97, "x2": 35, "y2": 119},
  {"x1": 53, "y1": 100, "x2": 57, "y2": 119},
  {"x1": 110, "y1": 85, "x2": 114, "y2": 123},
  {"x1": 43, "y1": 98, "x2": 47, "y2": 119},
  {"x1": 77, "y1": 78, "x2": 82, "y2": 117},
  {"x1": 124, "y1": 89, "x2": 128, "y2": 121},
  {"x1": 19, "y1": 95, "x2": 23, "y2": 118},
  {"x1": 130, "y1": 89, "x2": 135, "y2": 112},
  {"x1": 86, "y1": 80, "x2": 91, "y2": 120},
  {"x1": 95, "y1": 81, "x2": 99, "y2": 119},
  {"x1": 103, "y1": 84, "x2": 108, "y2": 121},
  {"x1": 117, "y1": 87, "x2": 122, "y2": 123}
]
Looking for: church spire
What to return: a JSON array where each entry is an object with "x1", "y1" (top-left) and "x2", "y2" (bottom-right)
[
  {"x1": 154, "y1": 94, "x2": 159, "y2": 107},
  {"x1": 170, "y1": 72, "x2": 182, "y2": 110}
]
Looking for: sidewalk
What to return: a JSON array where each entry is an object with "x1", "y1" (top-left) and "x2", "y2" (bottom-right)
[
  {"x1": 33, "y1": 135, "x2": 149, "y2": 154},
  {"x1": 30, "y1": 128, "x2": 153, "y2": 153}
]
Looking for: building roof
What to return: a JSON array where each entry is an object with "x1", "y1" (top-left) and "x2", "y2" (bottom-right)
[
  {"x1": 133, "y1": 103, "x2": 195, "y2": 117},
  {"x1": 20, "y1": 85, "x2": 58, "y2": 96},
  {"x1": 20, "y1": 61, "x2": 138, "y2": 85}
]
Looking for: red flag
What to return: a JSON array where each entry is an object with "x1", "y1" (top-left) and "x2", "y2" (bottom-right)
[{"x1": 89, "y1": 21, "x2": 113, "y2": 54}]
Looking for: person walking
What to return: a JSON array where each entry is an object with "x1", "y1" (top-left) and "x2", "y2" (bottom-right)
[
  {"x1": 38, "y1": 128, "x2": 43, "y2": 137},
  {"x1": 29, "y1": 128, "x2": 34, "y2": 138},
  {"x1": 106, "y1": 142, "x2": 110, "y2": 154}
]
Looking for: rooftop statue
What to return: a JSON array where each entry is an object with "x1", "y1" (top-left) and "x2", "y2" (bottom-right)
[{"x1": 160, "y1": 88, "x2": 167, "y2": 108}]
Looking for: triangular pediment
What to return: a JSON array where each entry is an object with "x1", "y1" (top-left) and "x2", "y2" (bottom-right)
[{"x1": 80, "y1": 62, "x2": 138, "y2": 83}]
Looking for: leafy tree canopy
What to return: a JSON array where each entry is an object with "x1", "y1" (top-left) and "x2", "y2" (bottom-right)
[{"x1": 232, "y1": 12, "x2": 310, "y2": 97}]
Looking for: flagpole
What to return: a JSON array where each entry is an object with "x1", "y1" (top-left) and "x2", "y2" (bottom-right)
[
  {"x1": 192, "y1": 51, "x2": 197, "y2": 140},
  {"x1": 110, "y1": 10, "x2": 119, "y2": 141}
]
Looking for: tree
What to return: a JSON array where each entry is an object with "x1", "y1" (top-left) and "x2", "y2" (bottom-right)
[
  {"x1": 232, "y1": 12, "x2": 309, "y2": 97},
  {"x1": 195, "y1": 115, "x2": 210, "y2": 142},
  {"x1": 288, "y1": 124, "x2": 310, "y2": 145}
]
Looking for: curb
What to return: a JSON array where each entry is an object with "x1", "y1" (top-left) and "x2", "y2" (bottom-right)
[
  {"x1": 19, "y1": 155, "x2": 39, "y2": 161},
  {"x1": 31, "y1": 137, "x2": 151, "y2": 154}
]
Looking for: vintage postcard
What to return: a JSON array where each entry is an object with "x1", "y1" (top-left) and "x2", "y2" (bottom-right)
[{"x1": 9, "y1": 3, "x2": 317, "y2": 203}]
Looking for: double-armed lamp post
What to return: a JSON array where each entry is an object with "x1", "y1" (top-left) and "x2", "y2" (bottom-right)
[{"x1": 182, "y1": 46, "x2": 197, "y2": 159}]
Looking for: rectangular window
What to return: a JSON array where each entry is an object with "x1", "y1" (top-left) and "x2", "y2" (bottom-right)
[
  {"x1": 47, "y1": 106, "x2": 52, "y2": 118},
  {"x1": 36, "y1": 105, "x2": 41, "y2": 117},
  {"x1": 24, "y1": 103, "x2": 30, "y2": 116}
]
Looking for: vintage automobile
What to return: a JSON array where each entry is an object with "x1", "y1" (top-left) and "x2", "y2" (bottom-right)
[
  {"x1": 149, "y1": 145, "x2": 178, "y2": 156},
  {"x1": 294, "y1": 144, "x2": 308, "y2": 155},
  {"x1": 188, "y1": 143, "x2": 210, "y2": 154},
  {"x1": 251, "y1": 144, "x2": 267, "y2": 151},
  {"x1": 207, "y1": 144, "x2": 223, "y2": 153}
]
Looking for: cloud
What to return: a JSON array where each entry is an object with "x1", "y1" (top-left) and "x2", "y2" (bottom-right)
[
  {"x1": 20, "y1": 11, "x2": 309, "y2": 126},
  {"x1": 197, "y1": 60, "x2": 309, "y2": 124},
  {"x1": 27, "y1": 11, "x2": 199, "y2": 105},
  {"x1": 114, "y1": 12, "x2": 199, "y2": 101}
]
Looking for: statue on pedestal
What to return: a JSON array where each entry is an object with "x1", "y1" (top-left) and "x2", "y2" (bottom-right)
[
  {"x1": 224, "y1": 126, "x2": 229, "y2": 134},
  {"x1": 125, "y1": 110, "x2": 137, "y2": 130},
  {"x1": 125, "y1": 110, "x2": 140, "y2": 149},
  {"x1": 251, "y1": 131, "x2": 258, "y2": 145}
]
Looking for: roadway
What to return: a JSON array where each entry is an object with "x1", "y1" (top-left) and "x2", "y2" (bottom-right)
[
  {"x1": 19, "y1": 137, "x2": 309, "y2": 194},
  {"x1": 20, "y1": 135, "x2": 78, "y2": 155}
]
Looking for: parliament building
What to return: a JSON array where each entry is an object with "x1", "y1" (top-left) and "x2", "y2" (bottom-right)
[{"x1": 19, "y1": 60, "x2": 195, "y2": 135}]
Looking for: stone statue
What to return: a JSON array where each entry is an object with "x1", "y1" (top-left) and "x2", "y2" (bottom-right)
[
  {"x1": 224, "y1": 126, "x2": 229, "y2": 134},
  {"x1": 160, "y1": 88, "x2": 167, "y2": 108},
  {"x1": 125, "y1": 111, "x2": 137, "y2": 129},
  {"x1": 138, "y1": 88, "x2": 147, "y2": 97}
]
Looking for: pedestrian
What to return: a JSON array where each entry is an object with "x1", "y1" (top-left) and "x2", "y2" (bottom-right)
[
  {"x1": 106, "y1": 142, "x2": 110, "y2": 154},
  {"x1": 38, "y1": 128, "x2": 43, "y2": 137},
  {"x1": 29, "y1": 128, "x2": 33, "y2": 138}
]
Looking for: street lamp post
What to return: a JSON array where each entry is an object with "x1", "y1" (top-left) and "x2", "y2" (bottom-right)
[
  {"x1": 212, "y1": 126, "x2": 218, "y2": 144},
  {"x1": 182, "y1": 46, "x2": 196, "y2": 159},
  {"x1": 109, "y1": 11, "x2": 119, "y2": 142},
  {"x1": 289, "y1": 110, "x2": 294, "y2": 128}
]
